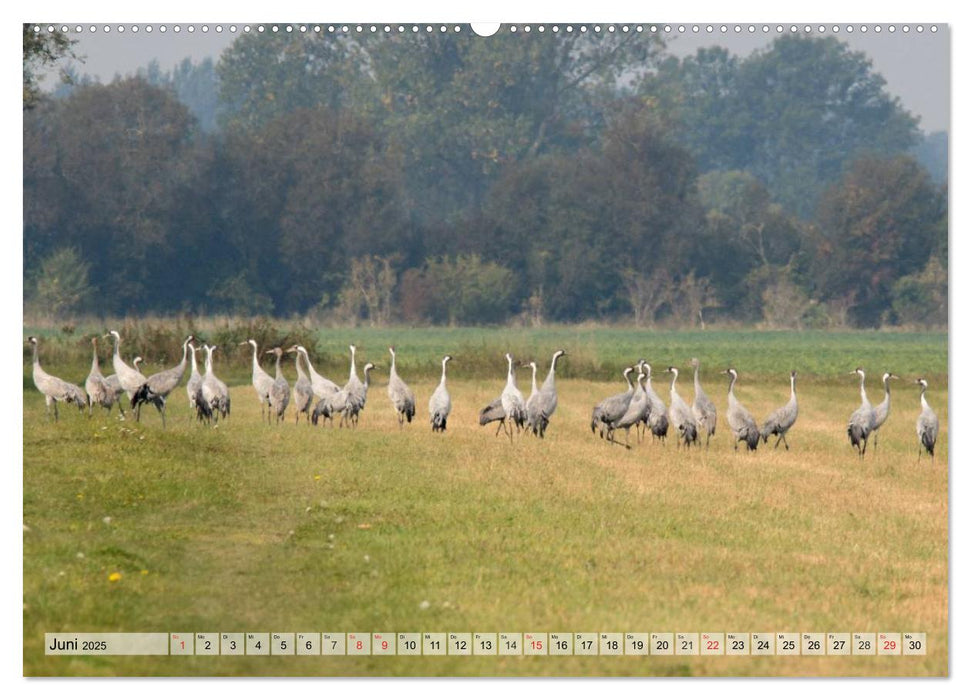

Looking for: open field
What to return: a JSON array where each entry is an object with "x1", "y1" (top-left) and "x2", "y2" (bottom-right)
[{"x1": 23, "y1": 330, "x2": 948, "y2": 676}]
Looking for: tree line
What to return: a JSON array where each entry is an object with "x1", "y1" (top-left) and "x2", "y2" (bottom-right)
[{"x1": 23, "y1": 27, "x2": 947, "y2": 328}]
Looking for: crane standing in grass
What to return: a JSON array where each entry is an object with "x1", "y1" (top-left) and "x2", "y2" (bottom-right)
[
  {"x1": 666, "y1": 366, "x2": 698, "y2": 448},
  {"x1": 527, "y1": 349, "x2": 566, "y2": 438},
  {"x1": 498, "y1": 353, "x2": 527, "y2": 441},
  {"x1": 871, "y1": 372, "x2": 899, "y2": 450},
  {"x1": 28, "y1": 336, "x2": 86, "y2": 421},
  {"x1": 761, "y1": 370, "x2": 799, "y2": 450},
  {"x1": 723, "y1": 368, "x2": 760, "y2": 451},
  {"x1": 131, "y1": 335, "x2": 194, "y2": 428},
  {"x1": 287, "y1": 345, "x2": 313, "y2": 425},
  {"x1": 914, "y1": 378, "x2": 939, "y2": 464},
  {"x1": 429, "y1": 355, "x2": 453, "y2": 432},
  {"x1": 847, "y1": 367, "x2": 876, "y2": 458},
  {"x1": 343, "y1": 362, "x2": 375, "y2": 427},
  {"x1": 591, "y1": 366, "x2": 636, "y2": 444},
  {"x1": 85, "y1": 336, "x2": 117, "y2": 417},
  {"x1": 387, "y1": 346, "x2": 416, "y2": 427},
  {"x1": 690, "y1": 357, "x2": 717, "y2": 448},
  {"x1": 264, "y1": 346, "x2": 291, "y2": 424},
  {"x1": 241, "y1": 339, "x2": 275, "y2": 424},
  {"x1": 106, "y1": 330, "x2": 149, "y2": 406},
  {"x1": 201, "y1": 344, "x2": 231, "y2": 423},
  {"x1": 642, "y1": 363, "x2": 669, "y2": 443},
  {"x1": 612, "y1": 369, "x2": 651, "y2": 449}
]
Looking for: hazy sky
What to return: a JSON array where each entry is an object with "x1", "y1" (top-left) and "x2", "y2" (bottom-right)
[{"x1": 44, "y1": 22, "x2": 949, "y2": 133}]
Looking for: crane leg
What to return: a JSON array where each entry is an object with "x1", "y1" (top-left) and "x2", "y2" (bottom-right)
[
  {"x1": 495, "y1": 419, "x2": 504, "y2": 437},
  {"x1": 782, "y1": 434, "x2": 790, "y2": 451}
]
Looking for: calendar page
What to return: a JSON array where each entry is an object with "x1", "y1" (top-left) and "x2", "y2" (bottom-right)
[{"x1": 22, "y1": 16, "x2": 949, "y2": 679}]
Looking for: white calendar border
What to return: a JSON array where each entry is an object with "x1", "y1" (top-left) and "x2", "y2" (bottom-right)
[{"x1": 7, "y1": 0, "x2": 963, "y2": 697}]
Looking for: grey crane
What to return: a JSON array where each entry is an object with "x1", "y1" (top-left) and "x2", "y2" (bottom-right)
[
  {"x1": 914, "y1": 378, "x2": 939, "y2": 464},
  {"x1": 106, "y1": 330, "x2": 149, "y2": 404},
  {"x1": 612, "y1": 370, "x2": 652, "y2": 449},
  {"x1": 186, "y1": 342, "x2": 210, "y2": 423},
  {"x1": 871, "y1": 372, "x2": 900, "y2": 450},
  {"x1": 498, "y1": 353, "x2": 527, "y2": 441},
  {"x1": 847, "y1": 367, "x2": 876, "y2": 457},
  {"x1": 429, "y1": 355, "x2": 453, "y2": 432},
  {"x1": 344, "y1": 344, "x2": 364, "y2": 404},
  {"x1": 27, "y1": 336, "x2": 86, "y2": 421},
  {"x1": 523, "y1": 360, "x2": 540, "y2": 436},
  {"x1": 642, "y1": 362, "x2": 669, "y2": 443},
  {"x1": 723, "y1": 368, "x2": 760, "y2": 451},
  {"x1": 387, "y1": 346, "x2": 416, "y2": 427},
  {"x1": 264, "y1": 347, "x2": 291, "y2": 424},
  {"x1": 320, "y1": 345, "x2": 367, "y2": 429},
  {"x1": 131, "y1": 335, "x2": 194, "y2": 428},
  {"x1": 761, "y1": 370, "x2": 799, "y2": 450},
  {"x1": 85, "y1": 336, "x2": 118, "y2": 417},
  {"x1": 240, "y1": 339, "x2": 275, "y2": 423},
  {"x1": 201, "y1": 344, "x2": 231, "y2": 423},
  {"x1": 591, "y1": 366, "x2": 636, "y2": 444},
  {"x1": 478, "y1": 396, "x2": 506, "y2": 431},
  {"x1": 103, "y1": 374, "x2": 126, "y2": 414},
  {"x1": 665, "y1": 367, "x2": 699, "y2": 448},
  {"x1": 311, "y1": 388, "x2": 347, "y2": 427},
  {"x1": 342, "y1": 362, "x2": 375, "y2": 427},
  {"x1": 527, "y1": 349, "x2": 566, "y2": 438},
  {"x1": 294, "y1": 345, "x2": 340, "y2": 399},
  {"x1": 186, "y1": 342, "x2": 202, "y2": 410},
  {"x1": 690, "y1": 357, "x2": 717, "y2": 448},
  {"x1": 287, "y1": 345, "x2": 313, "y2": 425}
]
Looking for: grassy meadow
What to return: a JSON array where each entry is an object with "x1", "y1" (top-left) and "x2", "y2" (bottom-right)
[{"x1": 23, "y1": 327, "x2": 948, "y2": 676}]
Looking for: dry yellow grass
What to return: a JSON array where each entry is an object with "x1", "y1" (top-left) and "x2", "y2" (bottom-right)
[{"x1": 23, "y1": 372, "x2": 947, "y2": 676}]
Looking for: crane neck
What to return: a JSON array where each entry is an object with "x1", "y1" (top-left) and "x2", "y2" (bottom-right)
[
  {"x1": 294, "y1": 353, "x2": 307, "y2": 380},
  {"x1": 859, "y1": 374, "x2": 869, "y2": 405},
  {"x1": 91, "y1": 341, "x2": 100, "y2": 372},
  {"x1": 274, "y1": 352, "x2": 284, "y2": 380},
  {"x1": 790, "y1": 374, "x2": 796, "y2": 399},
  {"x1": 189, "y1": 346, "x2": 199, "y2": 374},
  {"x1": 693, "y1": 363, "x2": 702, "y2": 391},
  {"x1": 111, "y1": 334, "x2": 121, "y2": 359},
  {"x1": 728, "y1": 372, "x2": 738, "y2": 399},
  {"x1": 883, "y1": 376, "x2": 892, "y2": 400},
  {"x1": 389, "y1": 350, "x2": 397, "y2": 376},
  {"x1": 362, "y1": 365, "x2": 372, "y2": 387},
  {"x1": 250, "y1": 343, "x2": 261, "y2": 373},
  {"x1": 31, "y1": 342, "x2": 40, "y2": 367},
  {"x1": 920, "y1": 386, "x2": 930, "y2": 411},
  {"x1": 204, "y1": 347, "x2": 213, "y2": 374},
  {"x1": 439, "y1": 359, "x2": 448, "y2": 385},
  {"x1": 349, "y1": 346, "x2": 358, "y2": 380}
]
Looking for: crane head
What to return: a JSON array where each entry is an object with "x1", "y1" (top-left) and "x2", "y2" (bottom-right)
[
  {"x1": 915, "y1": 378, "x2": 928, "y2": 389},
  {"x1": 443, "y1": 355, "x2": 453, "y2": 364},
  {"x1": 690, "y1": 357, "x2": 700, "y2": 368}
]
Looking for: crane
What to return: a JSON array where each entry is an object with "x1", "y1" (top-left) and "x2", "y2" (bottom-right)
[
  {"x1": 760, "y1": 370, "x2": 799, "y2": 450},
  {"x1": 723, "y1": 368, "x2": 760, "y2": 451},
  {"x1": 429, "y1": 355, "x2": 453, "y2": 432},
  {"x1": 388, "y1": 346, "x2": 416, "y2": 427},
  {"x1": 914, "y1": 378, "x2": 939, "y2": 464}
]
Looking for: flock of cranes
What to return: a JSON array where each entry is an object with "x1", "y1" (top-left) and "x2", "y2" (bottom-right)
[{"x1": 26, "y1": 334, "x2": 940, "y2": 462}]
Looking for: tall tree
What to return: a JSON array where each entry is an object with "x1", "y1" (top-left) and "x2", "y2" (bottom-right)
[
  {"x1": 812, "y1": 155, "x2": 946, "y2": 326},
  {"x1": 641, "y1": 36, "x2": 920, "y2": 217}
]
